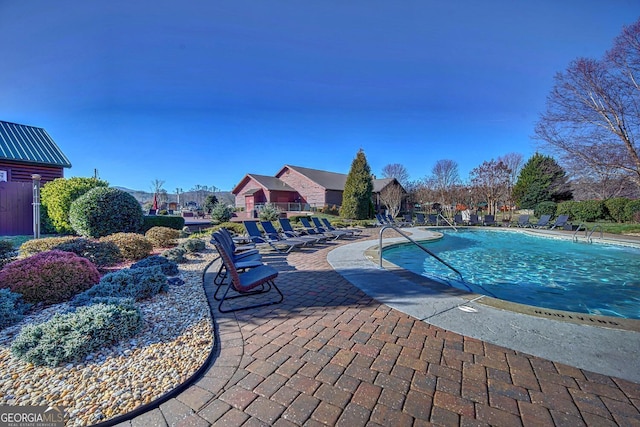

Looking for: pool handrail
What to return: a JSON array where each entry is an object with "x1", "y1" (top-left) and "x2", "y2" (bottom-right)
[
  {"x1": 587, "y1": 224, "x2": 603, "y2": 243},
  {"x1": 573, "y1": 223, "x2": 604, "y2": 243},
  {"x1": 437, "y1": 214, "x2": 457, "y2": 231},
  {"x1": 378, "y1": 224, "x2": 464, "y2": 282}
]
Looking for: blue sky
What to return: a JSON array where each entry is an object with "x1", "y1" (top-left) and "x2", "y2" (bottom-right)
[{"x1": 0, "y1": 1, "x2": 637, "y2": 193}]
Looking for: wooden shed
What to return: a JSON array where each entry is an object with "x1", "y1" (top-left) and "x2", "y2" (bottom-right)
[{"x1": 0, "y1": 120, "x2": 71, "y2": 235}]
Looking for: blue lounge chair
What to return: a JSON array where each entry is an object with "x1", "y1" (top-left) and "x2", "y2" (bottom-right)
[
  {"x1": 515, "y1": 214, "x2": 530, "y2": 227},
  {"x1": 527, "y1": 214, "x2": 551, "y2": 228},
  {"x1": 211, "y1": 231, "x2": 282, "y2": 312},
  {"x1": 279, "y1": 218, "x2": 327, "y2": 243},
  {"x1": 243, "y1": 221, "x2": 307, "y2": 253},
  {"x1": 483, "y1": 215, "x2": 496, "y2": 226},
  {"x1": 468, "y1": 214, "x2": 480, "y2": 225},
  {"x1": 321, "y1": 217, "x2": 362, "y2": 235},
  {"x1": 414, "y1": 213, "x2": 427, "y2": 226},
  {"x1": 453, "y1": 214, "x2": 464, "y2": 226},
  {"x1": 312, "y1": 217, "x2": 352, "y2": 238},
  {"x1": 549, "y1": 214, "x2": 570, "y2": 230},
  {"x1": 299, "y1": 217, "x2": 339, "y2": 239}
]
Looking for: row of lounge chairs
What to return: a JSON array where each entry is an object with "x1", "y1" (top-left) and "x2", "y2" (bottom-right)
[
  {"x1": 514, "y1": 214, "x2": 569, "y2": 229},
  {"x1": 376, "y1": 212, "x2": 571, "y2": 229}
]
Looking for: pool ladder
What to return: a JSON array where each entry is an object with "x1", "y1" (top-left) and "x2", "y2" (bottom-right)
[
  {"x1": 573, "y1": 223, "x2": 603, "y2": 243},
  {"x1": 379, "y1": 224, "x2": 467, "y2": 288}
]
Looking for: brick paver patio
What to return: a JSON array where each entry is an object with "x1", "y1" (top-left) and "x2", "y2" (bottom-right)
[{"x1": 121, "y1": 229, "x2": 640, "y2": 426}]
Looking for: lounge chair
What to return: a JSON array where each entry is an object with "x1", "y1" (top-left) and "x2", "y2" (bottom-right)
[
  {"x1": 279, "y1": 218, "x2": 328, "y2": 243},
  {"x1": 403, "y1": 214, "x2": 414, "y2": 226},
  {"x1": 515, "y1": 214, "x2": 530, "y2": 227},
  {"x1": 375, "y1": 214, "x2": 389, "y2": 226},
  {"x1": 549, "y1": 214, "x2": 570, "y2": 230},
  {"x1": 243, "y1": 221, "x2": 307, "y2": 253},
  {"x1": 385, "y1": 214, "x2": 410, "y2": 227},
  {"x1": 414, "y1": 213, "x2": 426, "y2": 226},
  {"x1": 427, "y1": 214, "x2": 438, "y2": 226},
  {"x1": 262, "y1": 219, "x2": 321, "y2": 245},
  {"x1": 483, "y1": 214, "x2": 496, "y2": 226},
  {"x1": 211, "y1": 231, "x2": 282, "y2": 312},
  {"x1": 468, "y1": 214, "x2": 480, "y2": 225},
  {"x1": 298, "y1": 217, "x2": 337, "y2": 239},
  {"x1": 453, "y1": 214, "x2": 464, "y2": 226},
  {"x1": 321, "y1": 217, "x2": 362, "y2": 235},
  {"x1": 212, "y1": 228, "x2": 263, "y2": 285},
  {"x1": 527, "y1": 214, "x2": 551, "y2": 228},
  {"x1": 311, "y1": 217, "x2": 352, "y2": 238}
]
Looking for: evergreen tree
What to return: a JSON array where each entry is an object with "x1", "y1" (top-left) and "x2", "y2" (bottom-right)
[
  {"x1": 340, "y1": 149, "x2": 374, "y2": 219},
  {"x1": 513, "y1": 153, "x2": 572, "y2": 209}
]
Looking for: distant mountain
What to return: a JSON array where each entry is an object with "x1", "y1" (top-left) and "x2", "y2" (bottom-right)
[{"x1": 114, "y1": 186, "x2": 234, "y2": 207}]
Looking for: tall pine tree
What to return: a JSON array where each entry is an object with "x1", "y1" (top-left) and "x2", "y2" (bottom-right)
[
  {"x1": 340, "y1": 149, "x2": 374, "y2": 219},
  {"x1": 512, "y1": 153, "x2": 572, "y2": 209}
]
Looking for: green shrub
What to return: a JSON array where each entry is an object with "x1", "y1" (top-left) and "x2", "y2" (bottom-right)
[
  {"x1": 0, "y1": 240, "x2": 17, "y2": 269},
  {"x1": 40, "y1": 177, "x2": 109, "y2": 234},
  {"x1": 534, "y1": 201, "x2": 557, "y2": 218},
  {"x1": 158, "y1": 209, "x2": 168, "y2": 215},
  {"x1": 141, "y1": 215, "x2": 185, "y2": 232},
  {"x1": 100, "y1": 233, "x2": 153, "y2": 261},
  {"x1": 131, "y1": 255, "x2": 179, "y2": 276},
  {"x1": 71, "y1": 266, "x2": 168, "y2": 306},
  {"x1": 179, "y1": 238, "x2": 206, "y2": 253},
  {"x1": 572, "y1": 200, "x2": 606, "y2": 222},
  {"x1": 624, "y1": 200, "x2": 640, "y2": 223},
  {"x1": 0, "y1": 289, "x2": 30, "y2": 330},
  {"x1": 55, "y1": 238, "x2": 123, "y2": 268},
  {"x1": 69, "y1": 187, "x2": 144, "y2": 238},
  {"x1": 161, "y1": 247, "x2": 187, "y2": 263},
  {"x1": 0, "y1": 250, "x2": 100, "y2": 304},
  {"x1": 258, "y1": 203, "x2": 281, "y2": 222},
  {"x1": 211, "y1": 222, "x2": 245, "y2": 235},
  {"x1": 210, "y1": 203, "x2": 234, "y2": 224},
  {"x1": 19, "y1": 236, "x2": 77, "y2": 258},
  {"x1": 145, "y1": 226, "x2": 180, "y2": 248},
  {"x1": 179, "y1": 226, "x2": 192, "y2": 238},
  {"x1": 11, "y1": 299, "x2": 142, "y2": 367},
  {"x1": 557, "y1": 201, "x2": 578, "y2": 218},
  {"x1": 604, "y1": 198, "x2": 630, "y2": 223}
]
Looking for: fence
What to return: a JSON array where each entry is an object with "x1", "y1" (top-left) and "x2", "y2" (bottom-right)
[{"x1": 0, "y1": 181, "x2": 33, "y2": 236}]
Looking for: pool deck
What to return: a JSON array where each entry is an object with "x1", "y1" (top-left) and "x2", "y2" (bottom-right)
[{"x1": 119, "y1": 227, "x2": 640, "y2": 426}]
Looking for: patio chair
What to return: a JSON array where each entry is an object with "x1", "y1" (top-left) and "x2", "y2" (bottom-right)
[
  {"x1": 212, "y1": 228, "x2": 263, "y2": 285},
  {"x1": 321, "y1": 217, "x2": 362, "y2": 235},
  {"x1": 527, "y1": 214, "x2": 551, "y2": 228},
  {"x1": 427, "y1": 214, "x2": 438, "y2": 226},
  {"x1": 415, "y1": 213, "x2": 427, "y2": 226},
  {"x1": 243, "y1": 221, "x2": 307, "y2": 253},
  {"x1": 211, "y1": 231, "x2": 282, "y2": 313},
  {"x1": 453, "y1": 214, "x2": 464, "y2": 226},
  {"x1": 403, "y1": 214, "x2": 414, "y2": 226},
  {"x1": 279, "y1": 218, "x2": 328, "y2": 243},
  {"x1": 549, "y1": 214, "x2": 570, "y2": 230},
  {"x1": 375, "y1": 214, "x2": 389, "y2": 226},
  {"x1": 515, "y1": 214, "x2": 530, "y2": 227},
  {"x1": 299, "y1": 217, "x2": 338, "y2": 239},
  {"x1": 311, "y1": 217, "x2": 352, "y2": 238},
  {"x1": 483, "y1": 214, "x2": 496, "y2": 226},
  {"x1": 262, "y1": 220, "x2": 321, "y2": 245},
  {"x1": 468, "y1": 214, "x2": 480, "y2": 225}
]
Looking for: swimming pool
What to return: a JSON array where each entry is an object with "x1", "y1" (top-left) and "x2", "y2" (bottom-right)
[{"x1": 382, "y1": 229, "x2": 640, "y2": 319}]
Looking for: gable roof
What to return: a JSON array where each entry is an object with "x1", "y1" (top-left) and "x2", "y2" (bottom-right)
[
  {"x1": 0, "y1": 120, "x2": 71, "y2": 168},
  {"x1": 232, "y1": 173, "x2": 297, "y2": 194},
  {"x1": 278, "y1": 165, "x2": 348, "y2": 191}
]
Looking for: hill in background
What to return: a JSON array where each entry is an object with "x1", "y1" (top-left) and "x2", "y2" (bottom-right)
[{"x1": 115, "y1": 187, "x2": 234, "y2": 208}]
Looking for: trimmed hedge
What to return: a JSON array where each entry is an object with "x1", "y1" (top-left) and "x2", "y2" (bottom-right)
[
  {"x1": 142, "y1": 215, "x2": 185, "y2": 232},
  {"x1": 604, "y1": 198, "x2": 629, "y2": 223},
  {"x1": 534, "y1": 201, "x2": 557, "y2": 218},
  {"x1": 145, "y1": 226, "x2": 180, "y2": 248},
  {"x1": 0, "y1": 250, "x2": 101, "y2": 304},
  {"x1": 100, "y1": 233, "x2": 153, "y2": 261},
  {"x1": 131, "y1": 255, "x2": 179, "y2": 276},
  {"x1": 11, "y1": 299, "x2": 143, "y2": 367},
  {"x1": 624, "y1": 200, "x2": 640, "y2": 223},
  {"x1": 54, "y1": 238, "x2": 123, "y2": 268},
  {"x1": 19, "y1": 236, "x2": 77, "y2": 258},
  {"x1": 69, "y1": 187, "x2": 144, "y2": 238}
]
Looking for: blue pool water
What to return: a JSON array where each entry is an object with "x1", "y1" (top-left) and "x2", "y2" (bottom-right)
[{"x1": 382, "y1": 229, "x2": 640, "y2": 319}]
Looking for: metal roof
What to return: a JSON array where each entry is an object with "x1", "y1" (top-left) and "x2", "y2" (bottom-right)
[
  {"x1": 279, "y1": 165, "x2": 348, "y2": 191},
  {"x1": 0, "y1": 120, "x2": 72, "y2": 168},
  {"x1": 246, "y1": 174, "x2": 297, "y2": 192}
]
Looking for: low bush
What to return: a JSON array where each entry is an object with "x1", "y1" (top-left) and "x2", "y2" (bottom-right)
[
  {"x1": 604, "y1": 198, "x2": 629, "y2": 223},
  {"x1": 11, "y1": 299, "x2": 143, "y2": 367},
  {"x1": 161, "y1": 247, "x2": 187, "y2": 263},
  {"x1": 100, "y1": 233, "x2": 153, "y2": 261},
  {"x1": 131, "y1": 255, "x2": 179, "y2": 276},
  {"x1": 179, "y1": 226, "x2": 192, "y2": 238},
  {"x1": 0, "y1": 240, "x2": 17, "y2": 269},
  {"x1": 210, "y1": 203, "x2": 234, "y2": 224},
  {"x1": 71, "y1": 266, "x2": 168, "y2": 306},
  {"x1": 258, "y1": 203, "x2": 281, "y2": 222},
  {"x1": 573, "y1": 200, "x2": 606, "y2": 222},
  {"x1": 19, "y1": 236, "x2": 77, "y2": 258},
  {"x1": 534, "y1": 201, "x2": 557, "y2": 218},
  {"x1": 211, "y1": 222, "x2": 245, "y2": 235},
  {"x1": 0, "y1": 289, "x2": 30, "y2": 330},
  {"x1": 69, "y1": 187, "x2": 144, "y2": 238},
  {"x1": 0, "y1": 250, "x2": 100, "y2": 304},
  {"x1": 55, "y1": 238, "x2": 123, "y2": 268},
  {"x1": 180, "y1": 238, "x2": 206, "y2": 253},
  {"x1": 141, "y1": 215, "x2": 185, "y2": 232},
  {"x1": 624, "y1": 200, "x2": 640, "y2": 223},
  {"x1": 145, "y1": 226, "x2": 180, "y2": 248}
]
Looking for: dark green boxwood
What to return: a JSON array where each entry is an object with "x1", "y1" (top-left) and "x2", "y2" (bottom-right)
[
  {"x1": 142, "y1": 215, "x2": 185, "y2": 232},
  {"x1": 573, "y1": 200, "x2": 606, "y2": 222},
  {"x1": 604, "y1": 198, "x2": 630, "y2": 223},
  {"x1": 534, "y1": 201, "x2": 557, "y2": 218},
  {"x1": 0, "y1": 289, "x2": 30, "y2": 330},
  {"x1": 624, "y1": 200, "x2": 640, "y2": 223},
  {"x1": 161, "y1": 247, "x2": 187, "y2": 263},
  {"x1": 55, "y1": 238, "x2": 123, "y2": 268},
  {"x1": 179, "y1": 238, "x2": 206, "y2": 253},
  {"x1": 71, "y1": 266, "x2": 168, "y2": 306},
  {"x1": 131, "y1": 255, "x2": 179, "y2": 276},
  {"x1": 210, "y1": 222, "x2": 245, "y2": 235},
  {"x1": 69, "y1": 187, "x2": 144, "y2": 238},
  {"x1": 557, "y1": 201, "x2": 578, "y2": 218},
  {"x1": 11, "y1": 299, "x2": 143, "y2": 367}
]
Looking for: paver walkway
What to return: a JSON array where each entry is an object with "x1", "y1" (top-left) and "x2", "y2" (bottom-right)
[{"x1": 119, "y1": 229, "x2": 640, "y2": 427}]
